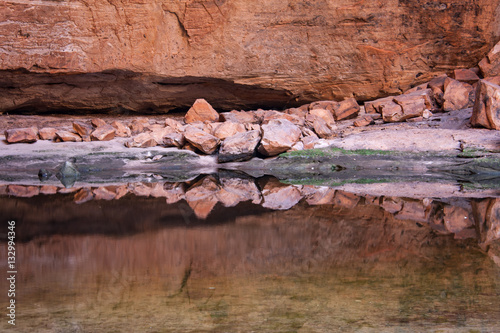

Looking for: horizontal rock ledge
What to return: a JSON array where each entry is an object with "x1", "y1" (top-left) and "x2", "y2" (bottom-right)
[{"x1": 0, "y1": 70, "x2": 300, "y2": 114}]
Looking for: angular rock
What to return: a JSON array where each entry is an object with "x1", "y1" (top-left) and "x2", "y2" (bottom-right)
[
  {"x1": 473, "y1": 199, "x2": 500, "y2": 245},
  {"x1": 381, "y1": 197, "x2": 404, "y2": 214},
  {"x1": 216, "y1": 177, "x2": 261, "y2": 207},
  {"x1": 309, "y1": 101, "x2": 339, "y2": 113},
  {"x1": 290, "y1": 141, "x2": 304, "y2": 151},
  {"x1": 149, "y1": 127, "x2": 171, "y2": 145},
  {"x1": 163, "y1": 132, "x2": 186, "y2": 148},
  {"x1": 471, "y1": 79, "x2": 500, "y2": 130},
  {"x1": 220, "y1": 110, "x2": 258, "y2": 124},
  {"x1": 261, "y1": 179, "x2": 303, "y2": 210},
  {"x1": 185, "y1": 99, "x2": 219, "y2": 123},
  {"x1": 257, "y1": 119, "x2": 302, "y2": 156},
  {"x1": 262, "y1": 110, "x2": 305, "y2": 127},
  {"x1": 380, "y1": 100, "x2": 404, "y2": 123},
  {"x1": 332, "y1": 190, "x2": 360, "y2": 209},
  {"x1": 125, "y1": 133, "x2": 157, "y2": 148},
  {"x1": 306, "y1": 114, "x2": 335, "y2": 139},
  {"x1": 404, "y1": 83, "x2": 428, "y2": 94},
  {"x1": 91, "y1": 124, "x2": 116, "y2": 141},
  {"x1": 182, "y1": 142, "x2": 199, "y2": 152},
  {"x1": 56, "y1": 130, "x2": 82, "y2": 142},
  {"x1": 305, "y1": 187, "x2": 336, "y2": 205},
  {"x1": 454, "y1": 68, "x2": 480, "y2": 84},
  {"x1": 392, "y1": 94, "x2": 428, "y2": 121},
  {"x1": 165, "y1": 118, "x2": 184, "y2": 131},
  {"x1": 218, "y1": 130, "x2": 261, "y2": 163},
  {"x1": 483, "y1": 76, "x2": 500, "y2": 86},
  {"x1": 443, "y1": 78, "x2": 474, "y2": 111},
  {"x1": 129, "y1": 118, "x2": 150, "y2": 134},
  {"x1": 111, "y1": 120, "x2": 132, "y2": 137},
  {"x1": 213, "y1": 121, "x2": 246, "y2": 140},
  {"x1": 309, "y1": 108, "x2": 336, "y2": 126},
  {"x1": 479, "y1": 41, "x2": 500, "y2": 77},
  {"x1": 285, "y1": 107, "x2": 308, "y2": 118},
  {"x1": 364, "y1": 96, "x2": 394, "y2": 114},
  {"x1": 353, "y1": 115, "x2": 375, "y2": 127},
  {"x1": 8, "y1": 185, "x2": 39, "y2": 198},
  {"x1": 91, "y1": 118, "x2": 107, "y2": 128},
  {"x1": 72, "y1": 121, "x2": 93, "y2": 137},
  {"x1": 5, "y1": 127, "x2": 38, "y2": 143},
  {"x1": 184, "y1": 125, "x2": 220, "y2": 154},
  {"x1": 333, "y1": 98, "x2": 360, "y2": 121},
  {"x1": 302, "y1": 135, "x2": 320, "y2": 150},
  {"x1": 39, "y1": 127, "x2": 58, "y2": 140},
  {"x1": 396, "y1": 200, "x2": 428, "y2": 222}
]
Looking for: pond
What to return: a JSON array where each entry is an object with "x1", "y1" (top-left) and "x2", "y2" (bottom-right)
[{"x1": 1, "y1": 173, "x2": 499, "y2": 332}]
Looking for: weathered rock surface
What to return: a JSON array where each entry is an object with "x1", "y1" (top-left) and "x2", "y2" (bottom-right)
[
  {"x1": 125, "y1": 133, "x2": 157, "y2": 148},
  {"x1": 471, "y1": 79, "x2": 500, "y2": 130},
  {"x1": 479, "y1": 41, "x2": 500, "y2": 77},
  {"x1": 334, "y1": 98, "x2": 360, "y2": 121},
  {"x1": 4, "y1": 127, "x2": 38, "y2": 143},
  {"x1": 38, "y1": 127, "x2": 58, "y2": 141},
  {"x1": 258, "y1": 119, "x2": 301, "y2": 156},
  {"x1": 56, "y1": 130, "x2": 82, "y2": 142},
  {"x1": 443, "y1": 78, "x2": 474, "y2": 111},
  {"x1": 111, "y1": 121, "x2": 132, "y2": 138},
  {"x1": 218, "y1": 130, "x2": 261, "y2": 163},
  {"x1": 184, "y1": 125, "x2": 220, "y2": 154},
  {"x1": 1, "y1": 0, "x2": 498, "y2": 113},
  {"x1": 91, "y1": 124, "x2": 116, "y2": 141}
]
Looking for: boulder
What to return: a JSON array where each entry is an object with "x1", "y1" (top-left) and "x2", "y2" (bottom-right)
[
  {"x1": 380, "y1": 100, "x2": 404, "y2": 123},
  {"x1": 125, "y1": 133, "x2": 157, "y2": 148},
  {"x1": 309, "y1": 101, "x2": 339, "y2": 113},
  {"x1": 453, "y1": 68, "x2": 480, "y2": 84},
  {"x1": 471, "y1": 79, "x2": 500, "y2": 130},
  {"x1": 91, "y1": 118, "x2": 107, "y2": 128},
  {"x1": 306, "y1": 114, "x2": 335, "y2": 139},
  {"x1": 163, "y1": 132, "x2": 186, "y2": 148},
  {"x1": 364, "y1": 96, "x2": 394, "y2": 114},
  {"x1": 91, "y1": 124, "x2": 116, "y2": 141},
  {"x1": 257, "y1": 119, "x2": 301, "y2": 156},
  {"x1": 443, "y1": 205, "x2": 474, "y2": 234},
  {"x1": 333, "y1": 98, "x2": 360, "y2": 121},
  {"x1": 262, "y1": 110, "x2": 305, "y2": 126},
  {"x1": 353, "y1": 115, "x2": 375, "y2": 127},
  {"x1": 213, "y1": 121, "x2": 246, "y2": 140},
  {"x1": 165, "y1": 118, "x2": 184, "y2": 131},
  {"x1": 220, "y1": 110, "x2": 259, "y2": 124},
  {"x1": 443, "y1": 78, "x2": 474, "y2": 111},
  {"x1": 392, "y1": 93, "x2": 428, "y2": 121},
  {"x1": 309, "y1": 108, "x2": 336, "y2": 126},
  {"x1": 4, "y1": 127, "x2": 38, "y2": 143},
  {"x1": 479, "y1": 41, "x2": 500, "y2": 77},
  {"x1": 38, "y1": 127, "x2": 58, "y2": 140},
  {"x1": 129, "y1": 118, "x2": 150, "y2": 134},
  {"x1": 184, "y1": 125, "x2": 220, "y2": 154},
  {"x1": 302, "y1": 135, "x2": 320, "y2": 150},
  {"x1": 56, "y1": 130, "x2": 82, "y2": 142},
  {"x1": 74, "y1": 188, "x2": 94, "y2": 204},
  {"x1": 72, "y1": 121, "x2": 93, "y2": 138},
  {"x1": 149, "y1": 127, "x2": 172, "y2": 145},
  {"x1": 184, "y1": 99, "x2": 219, "y2": 123},
  {"x1": 111, "y1": 120, "x2": 132, "y2": 137},
  {"x1": 218, "y1": 130, "x2": 261, "y2": 163}
]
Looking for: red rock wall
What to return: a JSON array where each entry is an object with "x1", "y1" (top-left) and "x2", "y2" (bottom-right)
[{"x1": 1, "y1": 0, "x2": 499, "y2": 112}]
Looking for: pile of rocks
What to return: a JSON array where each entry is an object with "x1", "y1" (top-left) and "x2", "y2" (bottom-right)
[{"x1": 4, "y1": 42, "x2": 500, "y2": 158}]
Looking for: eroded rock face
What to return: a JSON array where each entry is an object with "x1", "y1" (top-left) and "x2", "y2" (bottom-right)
[{"x1": 0, "y1": 0, "x2": 498, "y2": 113}]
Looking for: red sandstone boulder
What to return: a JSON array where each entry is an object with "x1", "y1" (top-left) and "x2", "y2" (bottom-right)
[
  {"x1": 185, "y1": 99, "x2": 220, "y2": 123},
  {"x1": 213, "y1": 121, "x2": 246, "y2": 140},
  {"x1": 163, "y1": 132, "x2": 186, "y2": 148},
  {"x1": 72, "y1": 121, "x2": 93, "y2": 138},
  {"x1": 4, "y1": 127, "x2": 38, "y2": 143},
  {"x1": 220, "y1": 110, "x2": 259, "y2": 124},
  {"x1": 56, "y1": 130, "x2": 82, "y2": 142},
  {"x1": 129, "y1": 118, "x2": 150, "y2": 134},
  {"x1": 262, "y1": 110, "x2": 305, "y2": 127},
  {"x1": 91, "y1": 124, "x2": 116, "y2": 141},
  {"x1": 149, "y1": 127, "x2": 172, "y2": 145},
  {"x1": 479, "y1": 41, "x2": 500, "y2": 77},
  {"x1": 184, "y1": 125, "x2": 220, "y2": 154},
  {"x1": 218, "y1": 130, "x2": 261, "y2": 163},
  {"x1": 111, "y1": 120, "x2": 132, "y2": 137},
  {"x1": 353, "y1": 115, "x2": 375, "y2": 127},
  {"x1": 38, "y1": 127, "x2": 58, "y2": 140},
  {"x1": 471, "y1": 79, "x2": 500, "y2": 130},
  {"x1": 453, "y1": 68, "x2": 480, "y2": 84},
  {"x1": 125, "y1": 133, "x2": 157, "y2": 148},
  {"x1": 91, "y1": 118, "x2": 107, "y2": 128},
  {"x1": 257, "y1": 119, "x2": 302, "y2": 156},
  {"x1": 305, "y1": 113, "x2": 335, "y2": 139},
  {"x1": 334, "y1": 98, "x2": 360, "y2": 121},
  {"x1": 309, "y1": 101, "x2": 339, "y2": 113},
  {"x1": 443, "y1": 78, "x2": 474, "y2": 111}
]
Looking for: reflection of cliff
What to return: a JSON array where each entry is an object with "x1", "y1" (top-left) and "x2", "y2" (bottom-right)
[{"x1": 1, "y1": 175, "x2": 499, "y2": 246}]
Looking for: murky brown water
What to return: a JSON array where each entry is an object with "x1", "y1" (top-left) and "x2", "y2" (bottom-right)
[{"x1": 1, "y1": 176, "x2": 499, "y2": 332}]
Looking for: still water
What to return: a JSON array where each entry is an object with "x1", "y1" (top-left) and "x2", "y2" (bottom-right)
[{"x1": 1, "y1": 175, "x2": 499, "y2": 332}]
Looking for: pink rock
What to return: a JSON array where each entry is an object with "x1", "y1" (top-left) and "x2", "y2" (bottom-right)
[
  {"x1": 257, "y1": 119, "x2": 302, "y2": 156},
  {"x1": 261, "y1": 179, "x2": 303, "y2": 210},
  {"x1": 56, "y1": 130, "x2": 82, "y2": 142},
  {"x1": 443, "y1": 77, "x2": 474, "y2": 111},
  {"x1": 72, "y1": 121, "x2": 93, "y2": 137},
  {"x1": 471, "y1": 79, "x2": 500, "y2": 130},
  {"x1": 39, "y1": 127, "x2": 58, "y2": 140},
  {"x1": 74, "y1": 188, "x2": 94, "y2": 204},
  {"x1": 91, "y1": 118, "x2": 107, "y2": 128},
  {"x1": 5, "y1": 127, "x2": 38, "y2": 143},
  {"x1": 8, "y1": 185, "x2": 40, "y2": 197},
  {"x1": 91, "y1": 124, "x2": 116, "y2": 141},
  {"x1": 333, "y1": 98, "x2": 360, "y2": 121},
  {"x1": 479, "y1": 41, "x2": 500, "y2": 77},
  {"x1": 184, "y1": 125, "x2": 220, "y2": 154},
  {"x1": 184, "y1": 98, "x2": 220, "y2": 123},
  {"x1": 125, "y1": 133, "x2": 157, "y2": 148},
  {"x1": 111, "y1": 120, "x2": 132, "y2": 137},
  {"x1": 218, "y1": 130, "x2": 261, "y2": 163},
  {"x1": 213, "y1": 121, "x2": 246, "y2": 140}
]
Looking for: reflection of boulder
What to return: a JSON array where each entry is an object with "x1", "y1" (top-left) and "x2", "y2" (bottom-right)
[
  {"x1": 216, "y1": 177, "x2": 261, "y2": 207},
  {"x1": 261, "y1": 178, "x2": 303, "y2": 210},
  {"x1": 473, "y1": 198, "x2": 500, "y2": 245},
  {"x1": 185, "y1": 176, "x2": 220, "y2": 219}
]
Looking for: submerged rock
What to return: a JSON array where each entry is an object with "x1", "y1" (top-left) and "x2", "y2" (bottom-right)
[{"x1": 56, "y1": 161, "x2": 80, "y2": 188}]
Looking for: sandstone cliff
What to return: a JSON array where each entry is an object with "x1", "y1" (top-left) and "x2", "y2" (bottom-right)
[{"x1": 1, "y1": 0, "x2": 499, "y2": 113}]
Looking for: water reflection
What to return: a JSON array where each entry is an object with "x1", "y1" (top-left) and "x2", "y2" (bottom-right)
[{"x1": 1, "y1": 175, "x2": 500, "y2": 332}]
